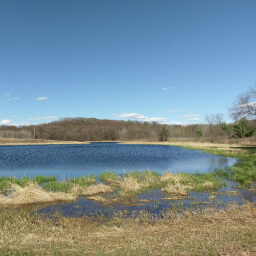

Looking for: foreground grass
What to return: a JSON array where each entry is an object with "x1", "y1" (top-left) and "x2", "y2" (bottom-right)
[{"x1": 0, "y1": 202, "x2": 255, "y2": 255}]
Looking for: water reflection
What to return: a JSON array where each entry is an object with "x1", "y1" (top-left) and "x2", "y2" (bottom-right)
[{"x1": 0, "y1": 143, "x2": 236, "y2": 178}]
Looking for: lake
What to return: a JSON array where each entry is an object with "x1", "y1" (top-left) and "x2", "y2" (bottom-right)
[{"x1": 0, "y1": 142, "x2": 236, "y2": 178}]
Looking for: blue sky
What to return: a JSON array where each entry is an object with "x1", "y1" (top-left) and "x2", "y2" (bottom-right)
[{"x1": 1, "y1": 0, "x2": 255, "y2": 126}]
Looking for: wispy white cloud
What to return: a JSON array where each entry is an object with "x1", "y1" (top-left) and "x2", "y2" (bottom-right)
[
  {"x1": 36, "y1": 97, "x2": 48, "y2": 101},
  {"x1": 180, "y1": 114, "x2": 200, "y2": 118},
  {"x1": 188, "y1": 118, "x2": 201, "y2": 121},
  {"x1": 29, "y1": 116, "x2": 56, "y2": 121},
  {"x1": 167, "y1": 110, "x2": 181, "y2": 113},
  {"x1": 4, "y1": 94, "x2": 20, "y2": 101},
  {"x1": 11, "y1": 115, "x2": 19, "y2": 118},
  {"x1": 0, "y1": 119, "x2": 12, "y2": 124},
  {"x1": 113, "y1": 113, "x2": 167, "y2": 123},
  {"x1": 162, "y1": 87, "x2": 172, "y2": 91}
]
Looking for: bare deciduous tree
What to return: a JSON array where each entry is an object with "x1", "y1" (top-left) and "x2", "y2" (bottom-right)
[
  {"x1": 229, "y1": 84, "x2": 256, "y2": 121},
  {"x1": 205, "y1": 113, "x2": 225, "y2": 142}
]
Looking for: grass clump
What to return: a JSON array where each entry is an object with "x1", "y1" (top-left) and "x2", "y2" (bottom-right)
[
  {"x1": 69, "y1": 174, "x2": 96, "y2": 187},
  {"x1": 191, "y1": 171, "x2": 226, "y2": 192},
  {"x1": 99, "y1": 171, "x2": 118, "y2": 182},
  {"x1": 161, "y1": 171, "x2": 226, "y2": 196},
  {"x1": 42, "y1": 181, "x2": 72, "y2": 193},
  {"x1": 0, "y1": 176, "x2": 32, "y2": 191},
  {"x1": 0, "y1": 183, "x2": 76, "y2": 206},
  {"x1": 126, "y1": 170, "x2": 161, "y2": 188},
  {"x1": 34, "y1": 175, "x2": 56, "y2": 184},
  {"x1": 43, "y1": 174, "x2": 97, "y2": 193}
]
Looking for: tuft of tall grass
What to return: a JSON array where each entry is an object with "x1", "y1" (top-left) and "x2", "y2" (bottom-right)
[
  {"x1": 34, "y1": 175, "x2": 57, "y2": 184},
  {"x1": 42, "y1": 181, "x2": 72, "y2": 193},
  {"x1": 0, "y1": 176, "x2": 32, "y2": 191},
  {"x1": 69, "y1": 174, "x2": 96, "y2": 187},
  {"x1": 99, "y1": 171, "x2": 118, "y2": 182},
  {"x1": 161, "y1": 171, "x2": 226, "y2": 196}
]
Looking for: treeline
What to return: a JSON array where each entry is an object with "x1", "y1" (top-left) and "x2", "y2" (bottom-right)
[
  {"x1": 0, "y1": 117, "x2": 255, "y2": 142},
  {"x1": 0, "y1": 125, "x2": 33, "y2": 139}
]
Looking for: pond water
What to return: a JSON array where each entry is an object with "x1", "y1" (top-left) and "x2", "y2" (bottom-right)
[{"x1": 0, "y1": 142, "x2": 236, "y2": 178}]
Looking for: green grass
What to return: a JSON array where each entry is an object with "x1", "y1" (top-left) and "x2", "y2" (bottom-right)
[
  {"x1": 68, "y1": 174, "x2": 96, "y2": 186},
  {"x1": 42, "y1": 181, "x2": 72, "y2": 193},
  {"x1": 210, "y1": 151, "x2": 256, "y2": 187},
  {"x1": 42, "y1": 174, "x2": 96, "y2": 193},
  {"x1": 190, "y1": 171, "x2": 227, "y2": 192},
  {"x1": 226, "y1": 162, "x2": 256, "y2": 186},
  {"x1": 99, "y1": 171, "x2": 118, "y2": 181},
  {"x1": 33, "y1": 175, "x2": 56, "y2": 184},
  {"x1": 0, "y1": 176, "x2": 32, "y2": 191},
  {"x1": 184, "y1": 146, "x2": 256, "y2": 187}
]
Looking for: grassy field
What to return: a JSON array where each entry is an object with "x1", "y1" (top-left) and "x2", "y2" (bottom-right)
[
  {"x1": 0, "y1": 140, "x2": 256, "y2": 255},
  {"x1": 0, "y1": 202, "x2": 255, "y2": 255}
]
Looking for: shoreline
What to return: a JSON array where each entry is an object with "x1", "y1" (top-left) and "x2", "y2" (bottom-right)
[
  {"x1": 0, "y1": 138, "x2": 89, "y2": 145},
  {"x1": 0, "y1": 138, "x2": 249, "y2": 158},
  {"x1": 0, "y1": 137, "x2": 245, "y2": 148}
]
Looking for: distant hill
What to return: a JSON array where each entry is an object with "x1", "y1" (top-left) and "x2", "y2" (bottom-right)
[{"x1": 0, "y1": 117, "x2": 251, "y2": 143}]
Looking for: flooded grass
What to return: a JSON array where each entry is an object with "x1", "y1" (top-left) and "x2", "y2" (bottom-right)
[
  {"x1": 0, "y1": 202, "x2": 255, "y2": 255},
  {"x1": 0, "y1": 169, "x2": 250, "y2": 207}
]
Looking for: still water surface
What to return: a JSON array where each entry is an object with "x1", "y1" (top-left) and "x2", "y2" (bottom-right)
[{"x1": 0, "y1": 142, "x2": 236, "y2": 178}]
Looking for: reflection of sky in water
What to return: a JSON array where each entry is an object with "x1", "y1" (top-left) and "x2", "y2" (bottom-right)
[
  {"x1": 0, "y1": 143, "x2": 237, "y2": 178},
  {"x1": 167, "y1": 156, "x2": 235, "y2": 173}
]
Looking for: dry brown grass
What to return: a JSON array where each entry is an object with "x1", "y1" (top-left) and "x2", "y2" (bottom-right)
[
  {"x1": 0, "y1": 138, "x2": 88, "y2": 145},
  {"x1": 0, "y1": 203, "x2": 255, "y2": 255},
  {"x1": 161, "y1": 172, "x2": 187, "y2": 183},
  {"x1": 0, "y1": 183, "x2": 76, "y2": 206},
  {"x1": 161, "y1": 183, "x2": 192, "y2": 196},
  {"x1": 119, "y1": 177, "x2": 142, "y2": 191},
  {"x1": 122, "y1": 140, "x2": 249, "y2": 155},
  {"x1": 80, "y1": 183, "x2": 114, "y2": 196},
  {"x1": 161, "y1": 172, "x2": 192, "y2": 196}
]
